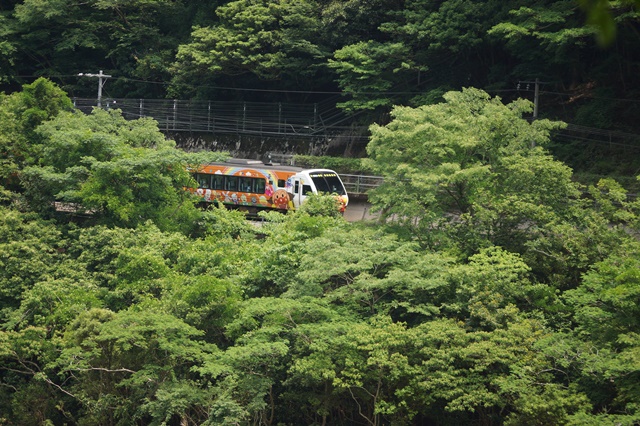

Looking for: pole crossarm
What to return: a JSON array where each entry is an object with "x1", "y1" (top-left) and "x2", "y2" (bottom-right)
[{"x1": 78, "y1": 70, "x2": 112, "y2": 108}]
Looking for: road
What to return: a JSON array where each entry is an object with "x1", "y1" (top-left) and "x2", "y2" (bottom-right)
[{"x1": 343, "y1": 199, "x2": 377, "y2": 222}]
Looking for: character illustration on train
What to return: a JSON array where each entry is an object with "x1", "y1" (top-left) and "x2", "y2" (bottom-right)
[{"x1": 191, "y1": 159, "x2": 349, "y2": 214}]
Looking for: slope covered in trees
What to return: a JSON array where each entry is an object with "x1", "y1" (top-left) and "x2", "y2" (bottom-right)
[
  {"x1": 1, "y1": 1, "x2": 639, "y2": 129},
  {"x1": 1, "y1": 79, "x2": 640, "y2": 424}
]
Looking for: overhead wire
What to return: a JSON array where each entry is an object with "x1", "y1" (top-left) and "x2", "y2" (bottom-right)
[
  {"x1": 13, "y1": 72, "x2": 640, "y2": 148},
  {"x1": 12, "y1": 72, "x2": 640, "y2": 105}
]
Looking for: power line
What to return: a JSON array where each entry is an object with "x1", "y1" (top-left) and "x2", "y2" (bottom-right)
[
  {"x1": 538, "y1": 90, "x2": 640, "y2": 104},
  {"x1": 77, "y1": 70, "x2": 112, "y2": 108},
  {"x1": 11, "y1": 72, "x2": 640, "y2": 104}
]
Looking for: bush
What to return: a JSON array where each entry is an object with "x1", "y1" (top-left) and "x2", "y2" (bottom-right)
[{"x1": 293, "y1": 155, "x2": 374, "y2": 174}]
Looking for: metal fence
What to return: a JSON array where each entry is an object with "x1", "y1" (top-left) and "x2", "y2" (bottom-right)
[
  {"x1": 340, "y1": 174, "x2": 384, "y2": 195},
  {"x1": 556, "y1": 123, "x2": 640, "y2": 151},
  {"x1": 262, "y1": 153, "x2": 383, "y2": 194},
  {"x1": 72, "y1": 97, "x2": 365, "y2": 140}
]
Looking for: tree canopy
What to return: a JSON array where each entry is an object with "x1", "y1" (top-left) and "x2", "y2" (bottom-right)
[
  {"x1": 1, "y1": 0, "x2": 639, "y2": 137},
  {"x1": 1, "y1": 1, "x2": 640, "y2": 424},
  {"x1": 2, "y1": 79, "x2": 640, "y2": 424}
]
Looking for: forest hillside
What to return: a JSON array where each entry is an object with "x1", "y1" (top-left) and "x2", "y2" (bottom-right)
[
  {"x1": 1, "y1": 1, "x2": 640, "y2": 424},
  {"x1": 3, "y1": 0, "x2": 639, "y2": 182},
  {"x1": 1, "y1": 78, "x2": 640, "y2": 425},
  {"x1": 2, "y1": 0, "x2": 639, "y2": 126}
]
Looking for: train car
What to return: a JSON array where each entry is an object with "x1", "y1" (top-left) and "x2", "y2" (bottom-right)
[{"x1": 190, "y1": 158, "x2": 349, "y2": 213}]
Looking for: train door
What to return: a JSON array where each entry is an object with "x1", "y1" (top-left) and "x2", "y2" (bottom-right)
[
  {"x1": 291, "y1": 177, "x2": 302, "y2": 208},
  {"x1": 290, "y1": 174, "x2": 315, "y2": 209}
]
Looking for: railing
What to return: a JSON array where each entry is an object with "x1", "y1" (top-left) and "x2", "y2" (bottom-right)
[
  {"x1": 258, "y1": 153, "x2": 382, "y2": 194},
  {"x1": 340, "y1": 174, "x2": 384, "y2": 195},
  {"x1": 72, "y1": 98, "x2": 640, "y2": 151},
  {"x1": 71, "y1": 97, "x2": 369, "y2": 141}
]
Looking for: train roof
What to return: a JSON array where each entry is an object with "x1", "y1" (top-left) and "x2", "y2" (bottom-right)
[{"x1": 205, "y1": 158, "x2": 304, "y2": 172}]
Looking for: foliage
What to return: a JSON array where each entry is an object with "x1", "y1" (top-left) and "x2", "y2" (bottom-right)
[
  {"x1": 328, "y1": 41, "x2": 414, "y2": 111},
  {"x1": 0, "y1": 207, "x2": 65, "y2": 320},
  {"x1": 365, "y1": 88, "x2": 629, "y2": 294},
  {"x1": 5, "y1": 0, "x2": 208, "y2": 97},
  {"x1": 489, "y1": 3, "x2": 595, "y2": 53},
  {"x1": 367, "y1": 88, "x2": 566, "y2": 244},
  {"x1": 293, "y1": 155, "x2": 373, "y2": 174},
  {"x1": 559, "y1": 242, "x2": 640, "y2": 422},
  {"x1": 56, "y1": 308, "x2": 219, "y2": 425},
  {"x1": 18, "y1": 106, "x2": 225, "y2": 232},
  {"x1": 577, "y1": 0, "x2": 640, "y2": 45},
  {"x1": 0, "y1": 78, "x2": 74, "y2": 189},
  {"x1": 241, "y1": 208, "x2": 348, "y2": 298},
  {"x1": 3, "y1": 4, "x2": 640, "y2": 424},
  {"x1": 171, "y1": 0, "x2": 327, "y2": 95},
  {"x1": 290, "y1": 227, "x2": 453, "y2": 322},
  {"x1": 1, "y1": 0, "x2": 638, "y2": 135},
  {"x1": 296, "y1": 193, "x2": 344, "y2": 218},
  {"x1": 381, "y1": 0, "x2": 510, "y2": 59}
]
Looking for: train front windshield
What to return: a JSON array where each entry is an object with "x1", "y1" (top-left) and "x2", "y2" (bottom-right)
[{"x1": 310, "y1": 172, "x2": 346, "y2": 195}]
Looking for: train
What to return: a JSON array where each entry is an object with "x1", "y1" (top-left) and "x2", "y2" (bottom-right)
[{"x1": 190, "y1": 158, "x2": 349, "y2": 214}]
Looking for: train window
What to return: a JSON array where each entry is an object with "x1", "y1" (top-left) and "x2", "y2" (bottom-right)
[
  {"x1": 226, "y1": 176, "x2": 238, "y2": 191},
  {"x1": 310, "y1": 174, "x2": 346, "y2": 195},
  {"x1": 302, "y1": 184, "x2": 313, "y2": 195},
  {"x1": 212, "y1": 174, "x2": 224, "y2": 190},
  {"x1": 238, "y1": 177, "x2": 253, "y2": 193},
  {"x1": 254, "y1": 179, "x2": 266, "y2": 194},
  {"x1": 196, "y1": 174, "x2": 211, "y2": 189},
  {"x1": 277, "y1": 179, "x2": 286, "y2": 188},
  {"x1": 294, "y1": 181, "x2": 299, "y2": 194}
]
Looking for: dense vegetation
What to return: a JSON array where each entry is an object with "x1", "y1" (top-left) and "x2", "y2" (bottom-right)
[
  {"x1": 2, "y1": 77, "x2": 640, "y2": 425},
  {"x1": 2, "y1": 1, "x2": 640, "y2": 424},
  {"x1": 3, "y1": 0, "x2": 639, "y2": 187},
  {"x1": 1, "y1": 0, "x2": 639, "y2": 128}
]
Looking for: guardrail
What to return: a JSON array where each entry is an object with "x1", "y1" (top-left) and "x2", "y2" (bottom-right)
[{"x1": 340, "y1": 174, "x2": 384, "y2": 195}]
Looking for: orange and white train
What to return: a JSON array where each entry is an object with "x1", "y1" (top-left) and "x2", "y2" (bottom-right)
[{"x1": 190, "y1": 159, "x2": 349, "y2": 213}]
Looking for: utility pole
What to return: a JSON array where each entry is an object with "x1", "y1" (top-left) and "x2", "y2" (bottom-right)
[
  {"x1": 517, "y1": 78, "x2": 543, "y2": 120},
  {"x1": 533, "y1": 77, "x2": 539, "y2": 120},
  {"x1": 78, "y1": 70, "x2": 111, "y2": 108},
  {"x1": 517, "y1": 78, "x2": 543, "y2": 147}
]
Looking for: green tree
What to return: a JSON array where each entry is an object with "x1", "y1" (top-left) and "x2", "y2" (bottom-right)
[
  {"x1": 0, "y1": 325, "x2": 69, "y2": 424},
  {"x1": 366, "y1": 88, "x2": 629, "y2": 286},
  {"x1": 171, "y1": 0, "x2": 328, "y2": 96},
  {"x1": 19, "y1": 106, "x2": 224, "y2": 232},
  {"x1": 367, "y1": 88, "x2": 567, "y2": 247},
  {"x1": 215, "y1": 297, "x2": 341, "y2": 424},
  {"x1": 241, "y1": 208, "x2": 348, "y2": 298},
  {"x1": 488, "y1": 1, "x2": 596, "y2": 80},
  {"x1": 5, "y1": 0, "x2": 209, "y2": 97},
  {"x1": 290, "y1": 227, "x2": 452, "y2": 322},
  {"x1": 55, "y1": 308, "x2": 218, "y2": 425},
  {"x1": 447, "y1": 247, "x2": 544, "y2": 329},
  {"x1": 0, "y1": 207, "x2": 65, "y2": 319},
  {"x1": 296, "y1": 192, "x2": 345, "y2": 217},
  {"x1": 0, "y1": 12, "x2": 16, "y2": 83},
  {"x1": 0, "y1": 78, "x2": 73, "y2": 190},
  {"x1": 406, "y1": 318, "x2": 590, "y2": 425},
  {"x1": 318, "y1": 0, "x2": 398, "y2": 48},
  {"x1": 328, "y1": 41, "x2": 414, "y2": 111},
  {"x1": 577, "y1": 0, "x2": 640, "y2": 45},
  {"x1": 563, "y1": 241, "x2": 640, "y2": 420}
]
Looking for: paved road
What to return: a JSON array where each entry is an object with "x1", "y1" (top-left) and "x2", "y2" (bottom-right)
[{"x1": 344, "y1": 200, "x2": 378, "y2": 222}]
